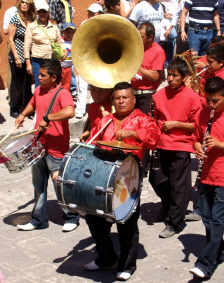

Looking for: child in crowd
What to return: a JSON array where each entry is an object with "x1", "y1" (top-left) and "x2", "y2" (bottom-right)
[
  {"x1": 190, "y1": 77, "x2": 224, "y2": 279},
  {"x1": 61, "y1": 22, "x2": 76, "y2": 91}
]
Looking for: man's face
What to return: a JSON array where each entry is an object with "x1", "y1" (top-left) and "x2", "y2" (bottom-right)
[
  {"x1": 138, "y1": 26, "x2": 153, "y2": 47},
  {"x1": 206, "y1": 91, "x2": 224, "y2": 112},
  {"x1": 113, "y1": 88, "x2": 136, "y2": 117},
  {"x1": 207, "y1": 55, "x2": 224, "y2": 72},
  {"x1": 167, "y1": 69, "x2": 183, "y2": 89},
  {"x1": 111, "y1": 1, "x2": 120, "y2": 15},
  {"x1": 89, "y1": 85, "x2": 112, "y2": 104},
  {"x1": 39, "y1": 68, "x2": 56, "y2": 89}
]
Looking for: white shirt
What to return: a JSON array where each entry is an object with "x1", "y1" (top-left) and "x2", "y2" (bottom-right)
[
  {"x1": 129, "y1": 1, "x2": 164, "y2": 42},
  {"x1": 3, "y1": 6, "x2": 17, "y2": 33}
]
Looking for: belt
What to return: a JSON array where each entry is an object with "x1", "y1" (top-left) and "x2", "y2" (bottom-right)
[
  {"x1": 134, "y1": 89, "x2": 156, "y2": 95},
  {"x1": 189, "y1": 23, "x2": 213, "y2": 31}
]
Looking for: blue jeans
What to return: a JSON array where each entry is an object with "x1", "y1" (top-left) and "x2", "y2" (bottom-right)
[
  {"x1": 31, "y1": 57, "x2": 47, "y2": 88},
  {"x1": 70, "y1": 65, "x2": 77, "y2": 94},
  {"x1": 195, "y1": 183, "x2": 224, "y2": 276},
  {"x1": 187, "y1": 27, "x2": 213, "y2": 56},
  {"x1": 31, "y1": 154, "x2": 79, "y2": 227}
]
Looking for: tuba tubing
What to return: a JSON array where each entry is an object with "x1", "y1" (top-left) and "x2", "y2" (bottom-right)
[{"x1": 71, "y1": 14, "x2": 144, "y2": 89}]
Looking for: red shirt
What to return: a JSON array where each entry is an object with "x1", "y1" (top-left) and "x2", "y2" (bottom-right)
[
  {"x1": 154, "y1": 85, "x2": 201, "y2": 152},
  {"x1": 131, "y1": 42, "x2": 166, "y2": 91},
  {"x1": 90, "y1": 109, "x2": 160, "y2": 160},
  {"x1": 195, "y1": 107, "x2": 224, "y2": 186},
  {"x1": 30, "y1": 85, "x2": 74, "y2": 158},
  {"x1": 201, "y1": 67, "x2": 224, "y2": 90}
]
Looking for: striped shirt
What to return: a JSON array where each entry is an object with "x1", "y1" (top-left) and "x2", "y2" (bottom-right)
[
  {"x1": 184, "y1": 0, "x2": 218, "y2": 25},
  {"x1": 218, "y1": 0, "x2": 224, "y2": 26}
]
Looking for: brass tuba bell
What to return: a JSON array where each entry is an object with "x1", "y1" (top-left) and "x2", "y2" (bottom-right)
[{"x1": 71, "y1": 14, "x2": 144, "y2": 88}]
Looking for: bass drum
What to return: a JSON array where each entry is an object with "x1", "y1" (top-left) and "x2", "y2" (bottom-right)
[{"x1": 57, "y1": 143, "x2": 140, "y2": 223}]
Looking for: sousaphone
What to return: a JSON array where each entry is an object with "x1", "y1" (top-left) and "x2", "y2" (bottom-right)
[{"x1": 71, "y1": 14, "x2": 144, "y2": 88}]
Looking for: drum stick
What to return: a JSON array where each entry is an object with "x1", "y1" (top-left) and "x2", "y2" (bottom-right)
[
  {"x1": 12, "y1": 129, "x2": 38, "y2": 140},
  {"x1": 0, "y1": 125, "x2": 19, "y2": 146},
  {"x1": 87, "y1": 118, "x2": 113, "y2": 145}
]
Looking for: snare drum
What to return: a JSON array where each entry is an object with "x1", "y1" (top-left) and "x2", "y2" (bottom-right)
[
  {"x1": 57, "y1": 143, "x2": 140, "y2": 223},
  {"x1": 2, "y1": 134, "x2": 45, "y2": 173}
]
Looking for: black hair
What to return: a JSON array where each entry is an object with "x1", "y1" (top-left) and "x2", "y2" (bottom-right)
[
  {"x1": 206, "y1": 44, "x2": 224, "y2": 62},
  {"x1": 167, "y1": 57, "x2": 189, "y2": 78},
  {"x1": 113, "y1": 81, "x2": 133, "y2": 93},
  {"x1": 40, "y1": 59, "x2": 62, "y2": 84},
  {"x1": 205, "y1": 77, "x2": 224, "y2": 96},
  {"x1": 138, "y1": 21, "x2": 155, "y2": 39},
  {"x1": 105, "y1": 0, "x2": 120, "y2": 9}
]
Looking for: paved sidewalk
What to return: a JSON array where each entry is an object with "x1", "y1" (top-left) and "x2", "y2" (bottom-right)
[{"x1": 0, "y1": 89, "x2": 223, "y2": 283}]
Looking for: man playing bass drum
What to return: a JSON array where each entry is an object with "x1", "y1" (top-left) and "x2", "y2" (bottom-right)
[{"x1": 83, "y1": 82, "x2": 160, "y2": 281}]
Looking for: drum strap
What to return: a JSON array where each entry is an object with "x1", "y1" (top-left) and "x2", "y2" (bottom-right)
[{"x1": 36, "y1": 87, "x2": 63, "y2": 140}]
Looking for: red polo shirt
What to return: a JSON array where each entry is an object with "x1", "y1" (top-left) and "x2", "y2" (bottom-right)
[
  {"x1": 30, "y1": 85, "x2": 74, "y2": 158},
  {"x1": 153, "y1": 85, "x2": 201, "y2": 152},
  {"x1": 131, "y1": 42, "x2": 166, "y2": 91},
  {"x1": 195, "y1": 107, "x2": 224, "y2": 186}
]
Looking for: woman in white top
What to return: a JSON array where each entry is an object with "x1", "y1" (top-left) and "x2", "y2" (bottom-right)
[{"x1": 24, "y1": 1, "x2": 65, "y2": 87}]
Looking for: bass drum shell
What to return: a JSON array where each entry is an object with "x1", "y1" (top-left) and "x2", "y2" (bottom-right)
[{"x1": 58, "y1": 143, "x2": 140, "y2": 223}]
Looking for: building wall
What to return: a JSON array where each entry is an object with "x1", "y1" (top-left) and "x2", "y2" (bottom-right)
[{"x1": 0, "y1": 0, "x2": 92, "y2": 89}]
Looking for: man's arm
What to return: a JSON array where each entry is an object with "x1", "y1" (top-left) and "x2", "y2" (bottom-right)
[
  {"x1": 46, "y1": 105, "x2": 74, "y2": 122},
  {"x1": 214, "y1": 10, "x2": 221, "y2": 36},
  {"x1": 162, "y1": 121, "x2": 195, "y2": 133},
  {"x1": 180, "y1": 7, "x2": 189, "y2": 41},
  {"x1": 138, "y1": 67, "x2": 161, "y2": 82}
]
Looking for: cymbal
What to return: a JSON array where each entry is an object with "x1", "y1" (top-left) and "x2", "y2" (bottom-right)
[{"x1": 96, "y1": 140, "x2": 142, "y2": 150}]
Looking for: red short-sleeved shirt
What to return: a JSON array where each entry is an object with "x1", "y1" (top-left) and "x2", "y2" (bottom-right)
[
  {"x1": 153, "y1": 85, "x2": 202, "y2": 152},
  {"x1": 195, "y1": 107, "x2": 224, "y2": 186},
  {"x1": 90, "y1": 109, "x2": 160, "y2": 160},
  {"x1": 30, "y1": 85, "x2": 74, "y2": 158},
  {"x1": 131, "y1": 42, "x2": 166, "y2": 91}
]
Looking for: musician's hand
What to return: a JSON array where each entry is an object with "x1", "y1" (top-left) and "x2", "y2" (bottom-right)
[
  {"x1": 204, "y1": 135, "x2": 220, "y2": 149},
  {"x1": 80, "y1": 130, "x2": 90, "y2": 142},
  {"x1": 115, "y1": 129, "x2": 136, "y2": 140},
  {"x1": 38, "y1": 119, "x2": 48, "y2": 132},
  {"x1": 194, "y1": 142, "x2": 206, "y2": 160},
  {"x1": 15, "y1": 114, "x2": 25, "y2": 127},
  {"x1": 162, "y1": 121, "x2": 177, "y2": 133}
]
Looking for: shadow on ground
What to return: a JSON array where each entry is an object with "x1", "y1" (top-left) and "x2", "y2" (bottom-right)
[
  {"x1": 2, "y1": 199, "x2": 64, "y2": 226},
  {"x1": 54, "y1": 232, "x2": 147, "y2": 282}
]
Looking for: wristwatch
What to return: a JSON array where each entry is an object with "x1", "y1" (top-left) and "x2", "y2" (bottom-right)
[{"x1": 43, "y1": 115, "x2": 50, "y2": 124}]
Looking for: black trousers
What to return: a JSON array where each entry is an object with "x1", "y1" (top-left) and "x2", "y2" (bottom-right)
[
  {"x1": 134, "y1": 92, "x2": 155, "y2": 115},
  {"x1": 9, "y1": 61, "x2": 32, "y2": 115},
  {"x1": 155, "y1": 149, "x2": 191, "y2": 232},
  {"x1": 85, "y1": 203, "x2": 140, "y2": 274}
]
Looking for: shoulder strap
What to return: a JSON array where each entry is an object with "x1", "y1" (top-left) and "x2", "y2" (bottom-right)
[
  {"x1": 36, "y1": 87, "x2": 63, "y2": 141},
  {"x1": 36, "y1": 21, "x2": 52, "y2": 43}
]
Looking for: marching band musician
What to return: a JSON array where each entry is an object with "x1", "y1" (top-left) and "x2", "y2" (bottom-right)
[
  {"x1": 152, "y1": 57, "x2": 201, "y2": 238},
  {"x1": 131, "y1": 21, "x2": 166, "y2": 115},
  {"x1": 83, "y1": 82, "x2": 160, "y2": 281},
  {"x1": 80, "y1": 85, "x2": 113, "y2": 142},
  {"x1": 190, "y1": 77, "x2": 224, "y2": 279},
  {"x1": 14, "y1": 60, "x2": 80, "y2": 232}
]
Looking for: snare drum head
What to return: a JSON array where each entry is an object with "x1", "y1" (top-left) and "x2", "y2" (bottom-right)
[
  {"x1": 3, "y1": 134, "x2": 34, "y2": 155},
  {"x1": 112, "y1": 155, "x2": 139, "y2": 222}
]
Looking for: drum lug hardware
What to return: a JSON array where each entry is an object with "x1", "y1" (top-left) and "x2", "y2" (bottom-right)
[
  {"x1": 96, "y1": 209, "x2": 105, "y2": 215},
  {"x1": 57, "y1": 176, "x2": 76, "y2": 185},
  {"x1": 107, "y1": 187, "x2": 113, "y2": 194},
  {"x1": 69, "y1": 203, "x2": 77, "y2": 209},
  {"x1": 95, "y1": 186, "x2": 105, "y2": 194}
]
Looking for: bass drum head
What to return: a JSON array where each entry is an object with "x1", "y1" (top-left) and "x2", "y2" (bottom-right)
[{"x1": 112, "y1": 155, "x2": 140, "y2": 223}]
